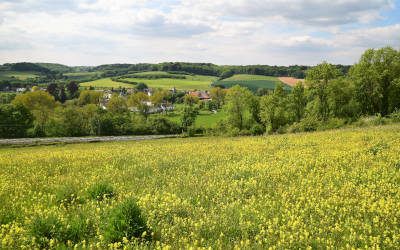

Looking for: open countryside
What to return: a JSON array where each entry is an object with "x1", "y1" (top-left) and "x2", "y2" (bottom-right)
[{"x1": 1, "y1": 0, "x2": 400, "y2": 249}]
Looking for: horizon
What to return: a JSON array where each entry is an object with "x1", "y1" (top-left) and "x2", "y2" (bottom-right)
[{"x1": 1, "y1": 0, "x2": 399, "y2": 66}]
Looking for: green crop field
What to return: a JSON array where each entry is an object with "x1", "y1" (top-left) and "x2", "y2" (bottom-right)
[
  {"x1": 0, "y1": 125, "x2": 399, "y2": 249},
  {"x1": 80, "y1": 72, "x2": 216, "y2": 90},
  {"x1": 213, "y1": 74, "x2": 291, "y2": 91},
  {"x1": 0, "y1": 70, "x2": 40, "y2": 80},
  {"x1": 64, "y1": 71, "x2": 102, "y2": 78},
  {"x1": 80, "y1": 78, "x2": 136, "y2": 89},
  {"x1": 119, "y1": 72, "x2": 217, "y2": 90}
]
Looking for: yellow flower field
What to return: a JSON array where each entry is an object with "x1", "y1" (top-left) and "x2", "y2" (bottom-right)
[{"x1": 1, "y1": 125, "x2": 400, "y2": 249}]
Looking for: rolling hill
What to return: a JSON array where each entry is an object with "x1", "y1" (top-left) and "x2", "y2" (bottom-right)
[{"x1": 213, "y1": 74, "x2": 292, "y2": 91}]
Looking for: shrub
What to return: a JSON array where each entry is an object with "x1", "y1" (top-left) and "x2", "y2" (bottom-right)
[
  {"x1": 55, "y1": 184, "x2": 83, "y2": 206},
  {"x1": 287, "y1": 116, "x2": 320, "y2": 133},
  {"x1": 318, "y1": 118, "x2": 346, "y2": 131},
  {"x1": 389, "y1": 109, "x2": 400, "y2": 122},
  {"x1": 148, "y1": 117, "x2": 180, "y2": 135},
  {"x1": 250, "y1": 124, "x2": 264, "y2": 136},
  {"x1": 87, "y1": 182, "x2": 115, "y2": 201},
  {"x1": 58, "y1": 213, "x2": 94, "y2": 243},
  {"x1": 29, "y1": 214, "x2": 62, "y2": 248},
  {"x1": 29, "y1": 213, "x2": 94, "y2": 248},
  {"x1": 102, "y1": 198, "x2": 151, "y2": 243}
]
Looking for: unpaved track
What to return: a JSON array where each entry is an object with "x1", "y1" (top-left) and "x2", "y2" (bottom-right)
[{"x1": 0, "y1": 134, "x2": 178, "y2": 147}]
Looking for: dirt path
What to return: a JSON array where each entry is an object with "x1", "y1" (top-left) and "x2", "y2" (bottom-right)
[{"x1": 0, "y1": 134, "x2": 178, "y2": 147}]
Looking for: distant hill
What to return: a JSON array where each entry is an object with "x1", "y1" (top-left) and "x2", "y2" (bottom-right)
[{"x1": 213, "y1": 74, "x2": 291, "y2": 91}]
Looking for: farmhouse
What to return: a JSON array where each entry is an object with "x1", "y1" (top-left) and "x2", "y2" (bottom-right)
[{"x1": 188, "y1": 90, "x2": 211, "y2": 101}]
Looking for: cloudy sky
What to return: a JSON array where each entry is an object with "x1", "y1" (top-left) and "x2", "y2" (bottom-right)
[{"x1": 0, "y1": 0, "x2": 399, "y2": 66}]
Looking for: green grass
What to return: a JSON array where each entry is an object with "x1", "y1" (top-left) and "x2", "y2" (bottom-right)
[
  {"x1": 213, "y1": 74, "x2": 291, "y2": 91},
  {"x1": 0, "y1": 71, "x2": 40, "y2": 80},
  {"x1": 120, "y1": 72, "x2": 217, "y2": 90},
  {"x1": 64, "y1": 71, "x2": 102, "y2": 77},
  {"x1": 163, "y1": 108, "x2": 226, "y2": 128},
  {"x1": 80, "y1": 78, "x2": 136, "y2": 89}
]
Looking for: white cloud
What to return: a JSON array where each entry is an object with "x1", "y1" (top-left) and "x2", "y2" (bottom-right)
[{"x1": 0, "y1": 0, "x2": 398, "y2": 65}]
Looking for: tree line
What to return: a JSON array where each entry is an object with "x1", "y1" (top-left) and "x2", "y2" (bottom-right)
[{"x1": 0, "y1": 47, "x2": 399, "y2": 138}]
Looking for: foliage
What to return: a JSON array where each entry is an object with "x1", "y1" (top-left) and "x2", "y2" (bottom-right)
[
  {"x1": 350, "y1": 47, "x2": 400, "y2": 115},
  {"x1": 306, "y1": 62, "x2": 341, "y2": 120},
  {"x1": 87, "y1": 182, "x2": 116, "y2": 201},
  {"x1": 224, "y1": 85, "x2": 253, "y2": 130},
  {"x1": 102, "y1": 198, "x2": 151, "y2": 243},
  {"x1": 260, "y1": 84, "x2": 291, "y2": 133},
  {"x1": 0, "y1": 104, "x2": 33, "y2": 138},
  {"x1": 107, "y1": 95, "x2": 128, "y2": 114}
]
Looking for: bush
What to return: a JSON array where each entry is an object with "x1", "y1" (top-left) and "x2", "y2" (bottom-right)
[
  {"x1": 287, "y1": 116, "x2": 321, "y2": 133},
  {"x1": 55, "y1": 184, "x2": 83, "y2": 206},
  {"x1": 148, "y1": 117, "x2": 180, "y2": 135},
  {"x1": 58, "y1": 213, "x2": 94, "y2": 243},
  {"x1": 389, "y1": 109, "x2": 400, "y2": 122},
  {"x1": 87, "y1": 182, "x2": 115, "y2": 201},
  {"x1": 317, "y1": 118, "x2": 346, "y2": 131},
  {"x1": 29, "y1": 213, "x2": 94, "y2": 248},
  {"x1": 102, "y1": 198, "x2": 151, "y2": 243},
  {"x1": 250, "y1": 124, "x2": 264, "y2": 135},
  {"x1": 29, "y1": 214, "x2": 62, "y2": 248}
]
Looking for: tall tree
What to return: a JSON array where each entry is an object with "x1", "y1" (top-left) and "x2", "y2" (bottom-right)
[
  {"x1": 46, "y1": 83, "x2": 59, "y2": 101},
  {"x1": 224, "y1": 85, "x2": 253, "y2": 130},
  {"x1": 12, "y1": 91, "x2": 56, "y2": 136},
  {"x1": 209, "y1": 87, "x2": 226, "y2": 109},
  {"x1": 66, "y1": 81, "x2": 79, "y2": 98},
  {"x1": 350, "y1": 47, "x2": 400, "y2": 115},
  {"x1": 306, "y1": 62, "x2": 341, "y2": 120},
  {"x1": 260, "y1": 84, "x2": 289, "y2": 133},
  {"x1": 288, "y1": 82, "x2": 307, "y2": 122}
]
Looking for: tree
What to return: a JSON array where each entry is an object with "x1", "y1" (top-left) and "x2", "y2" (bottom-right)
[
  {"x1": 78, "y1": 90, "x2": 102, "y2": 106},
  {"x1": 107, "y1": 95, "x2": 128, "y2": 114},
  {"x1": 0, "y1": 104, "x2": 33, "y2": 138},
  {"x1": 127, "y1": 92, "x2": 150, "y2": 118},
  {"x1": 327, "y1": 78, "x2": 360, "y2": 119},
  {"x1": 288, "y1": 82, "x2": 307, "y2": 122},
  {"x1": 350, "y1": 47, "x2": 400, "y2": 115},
  {"x1": 12, "y1": 90, "x2": 57, "y2": 136},
  {"x1": 209, "y1": 87, "x2": 226, "y2": 109},
  {"x1": 224, "y1": 85, "x2": 253, "y2": 130},
  {"x1": 151, "y1": 89, "x2": 169, "y2": 107},
  {"x1": 181, "y1": 105, "x2": 199, "y2": 132},
  {"x1": 66, "y1": 81, "x2": 79, "y2": 98},
  {"x1": 47, "y1": 83, "x2": 59, "y2": 101},
  {"x1": 183, "y1": 94, "x2": 199, "y2": 106},
  {"x1": 306, "y1": 62, "x2": 341, "y2": 120},
  {"x1": 260, "y1": 84, "x2": 290, "y2": 133},
  {"x1": 59, "y1": 87, "x2": 67, "y2": 103}
]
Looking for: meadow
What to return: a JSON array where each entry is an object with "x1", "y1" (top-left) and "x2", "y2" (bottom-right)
[
  {"x1": 0, "y1": 124, "x2": 399, "y2": 249},
  {"x1": 80, "y1": 78, "x2": 136, "y2": 89},
  {"x1": 213, "y1": 74, "x2": 291, "y2": 91},
  {"x1": 0, "y1": 70, "x2": 39, "y2": 81},
  {"x1": 80, "y1": 72, "x2": 217, "y2": 90}
]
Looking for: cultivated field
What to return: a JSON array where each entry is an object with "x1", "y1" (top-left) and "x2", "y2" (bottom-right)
[
  {"x1": 119, "y1": 72, "x2": 216, "y2": 90},
  {"x1": 80, "y1": 78, "x2": 136, "y2": 89},
  {"x1": 278, "y1": 77, "x2": 305, "y2": 87},
  {"x1": 0, "y1": 70, "x2": 39, "y2": 80},
  {"x1": 1, "y1": 125, "x2": 399, "y2": 249},
  {"x1": 80, "y1": 72, "x2": 217, "y2": 90},
  {"x1": 213, "y1": 74, "x2": 291, "y2": 91}
]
